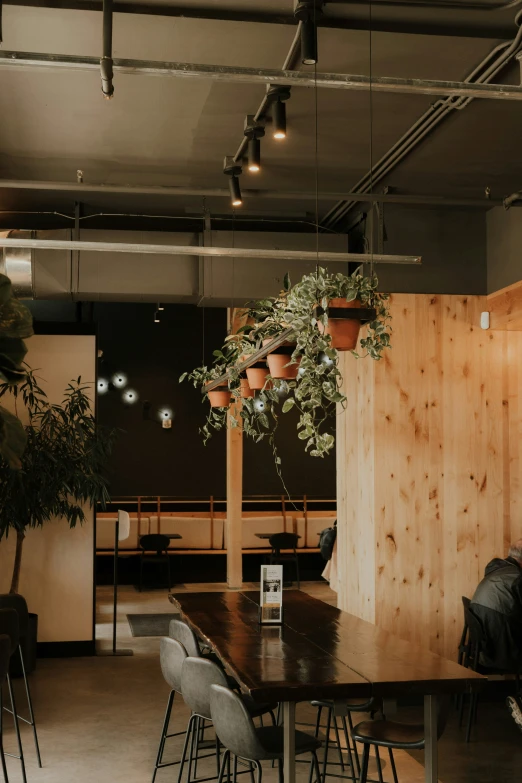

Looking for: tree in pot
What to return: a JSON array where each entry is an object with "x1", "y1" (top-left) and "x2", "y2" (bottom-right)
[{"x1": 0, "y1": 368, "x2": 117, "y2": 666}]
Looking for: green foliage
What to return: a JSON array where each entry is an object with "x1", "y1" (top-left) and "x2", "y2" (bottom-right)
[
  {"x1": 0, "y1": 368, "x2": 118, "y2": 544},
  {"x1": 0, "y1": 274, "x2": 34, "y2": 468}
]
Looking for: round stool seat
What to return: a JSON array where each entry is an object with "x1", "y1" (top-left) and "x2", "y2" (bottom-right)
[{"x1": 352, "y1": 719, "x2": 425, "y2": 749}]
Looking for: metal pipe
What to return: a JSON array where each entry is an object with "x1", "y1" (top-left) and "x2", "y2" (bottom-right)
[
  {"x1": 503, "y1": 190, "x2": 522, "y2": 208},
  {"x1": 233, "y1": 24, "x2": 301, "y2": 164},
  {"x1": 321, "y1": 15, "x2": 522, "y2": 230},
  {"x1": 101, "y1": 0, "x2": 114, "y2": 98},
  {"x1": 0, "y1": 237, "x2": 422, "y2": 264},
  {"x1": 3, "y1": 51, "x2": 522, "y2": 100},
  {"x1": 0, "y1": 178, "x2": 507, "y2": 207}
]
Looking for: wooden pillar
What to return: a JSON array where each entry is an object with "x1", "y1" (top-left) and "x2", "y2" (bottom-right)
[{"x1": 226, "y1": 308, "x2": 244, "y2": 588}]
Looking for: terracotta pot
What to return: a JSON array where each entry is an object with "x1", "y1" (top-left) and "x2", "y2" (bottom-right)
[
  {"x1": 318, "y1": 298, "x2": 363, "y2": 351},
  {"x1": 246, "y1": 365, "x2": 270, "y2": 391},
  {"x1": 262, "y1": 338, "x2": 300, "y2": 380},
  {"x1": 240, "y1": 378, "x2": 254, "y2": 398},
  {"x1": 206, "y1": 383, "x2": 231, "y2": 408}
]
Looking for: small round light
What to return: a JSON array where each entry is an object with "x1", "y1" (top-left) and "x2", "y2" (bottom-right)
[
  {"x1": 319, "y1": 352, "x2": 334, "y2": 367},
  {"x1": 275, "y1": 381, "x2": 289, "y2": 398},
  {"x1": 254, "y1": 397, "x2": 268, "y2": 412},
  {"x1": 112, "y1": 373, "x2": 128, "y2": 389},
  {"x1": 123, "y1": 389, "x2": 138, "y2": 405},
  {"x1": 297, "y1": 366, "x2": 306, "y2": 378},
  {"x1": 158, "y1": 407, "x2": 173, "y2": 422},
  {"x1": 273, "y1": 131, "x2": 286, "y2": 140},
  {"x1": 97, "y1": 378, "x2": 109, "y2": 395}
]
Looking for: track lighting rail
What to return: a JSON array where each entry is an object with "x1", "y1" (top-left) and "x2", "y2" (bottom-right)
[{"x1": 2, "y1": 51, "x2": 522, "y2": 101}]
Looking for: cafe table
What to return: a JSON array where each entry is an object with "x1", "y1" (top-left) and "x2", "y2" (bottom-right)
[{"x1": 169, "y1": 589, "x2": 484, "y2": 783}]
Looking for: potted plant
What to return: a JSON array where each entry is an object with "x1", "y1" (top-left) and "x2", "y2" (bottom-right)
[
  {"x1": 0, "y1": 368, "x2": 117, "y2": 670},
  {"x1": 0, "y1": 274, "x2": 33, "y2": 468},
  {"x1": 247, "y1": 277, "x2": 301, "y2": 381},
  {"x1": 287, "y1": 267, "x2": 391, "y2": 357}
]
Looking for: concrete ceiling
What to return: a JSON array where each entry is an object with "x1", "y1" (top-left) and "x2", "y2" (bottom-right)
[{"x1": 1, "y1": 1, "x2": 522, "y2": 231}]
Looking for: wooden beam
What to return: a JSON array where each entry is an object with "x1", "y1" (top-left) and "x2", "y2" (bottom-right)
[
  {"x1": 226, "y1": 308, "x2": 246, "y2": 589},
  {"x1": 487, "y1": 279, "x2": 522, "y2": 331}
]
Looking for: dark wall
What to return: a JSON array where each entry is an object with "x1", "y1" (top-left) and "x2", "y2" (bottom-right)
[{"x1": 85, "y1": 302, "x2": 336, "y2": 499}]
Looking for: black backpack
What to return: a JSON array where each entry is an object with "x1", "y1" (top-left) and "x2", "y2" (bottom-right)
[{"x1": 319, "y1": 524, "x2": 337, "y2": 561}]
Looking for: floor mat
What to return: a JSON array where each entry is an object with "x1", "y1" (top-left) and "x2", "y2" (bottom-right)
[{"x1": 127, "y1": 612, "x2": 180, "y2": 637}]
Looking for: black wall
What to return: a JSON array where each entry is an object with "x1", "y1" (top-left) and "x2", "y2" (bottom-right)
[{"x1": 86, "y1": 303, "x2": 336, "y2": 499}]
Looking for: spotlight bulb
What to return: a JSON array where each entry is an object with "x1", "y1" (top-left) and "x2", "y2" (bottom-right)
[
  {"x1": 123, "y1": 388, "x2": 138, "y2": 405},
  {"x1": 248, "y1": 137, "x2": 261, "y2": 173},
  {"x1": 157, "y1": 302, "x2": 164, "y2": 311},
  {"x1": 97, "y1": 378, "x2": 109, "y2": 395},
  {"x1": 228, "y1": 174, "x2": 242, "y2": 207},
  {"x1": 158, "y1": 407, "x2": 173, "y2": 422},
  {"x1": 112, "y1": 373, "x2": 128, "y2": 389}
]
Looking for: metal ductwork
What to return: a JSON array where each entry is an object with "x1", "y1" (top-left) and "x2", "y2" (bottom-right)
[{"x1": 0, "y1": 228, "x2": 348, "y2": 306}]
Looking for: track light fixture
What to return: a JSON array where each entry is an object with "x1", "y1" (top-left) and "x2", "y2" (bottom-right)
[
  {"x1": 244, "y1": 115, "x2": 265, "y2": 173},
  {"x1": 294, "y1": 1, "x2": 323, "y2": 65},
  {"x1": 223, "y1": 156, "x2": 243, "y2": 207},
  {"x1": 268, "y1": 86, "x2": 291, "y2": 140}
]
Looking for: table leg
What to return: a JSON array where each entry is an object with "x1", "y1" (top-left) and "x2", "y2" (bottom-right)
[
  {"x1": 424, "y1": 694, "x2": 438, "y2": 783},
  {"x1": 283, "y1": 701, "x2": 296, "y2": 783}
]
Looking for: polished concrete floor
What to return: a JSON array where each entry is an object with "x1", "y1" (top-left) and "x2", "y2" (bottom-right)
[{"x1": 2, "y1": 582, "x2": 522, "y2": 783}]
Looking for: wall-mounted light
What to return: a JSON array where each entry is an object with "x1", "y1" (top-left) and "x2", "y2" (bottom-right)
[
  {"x1": 112, "y1": 373, "x2": 128, "y2": 389},
  {"x1": 244, "y1": 115, "x2": 265, "y2": 174},
  {"x1": 97, "y1": 378, "x2": 109, "y2": 395},
  {"x1": 223, "y1": 156, "x2": 243, "y2": 207},
  {"x1": 158, "y1": 407, "x2": 173, "y2": 429},
  {"x1": 122, "y1": 388, "x2": 139, "y2": 405}
]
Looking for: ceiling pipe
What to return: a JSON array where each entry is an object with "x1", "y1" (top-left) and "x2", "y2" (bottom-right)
[
  {"x1": 0, "y1": 179, "x2": 507, "y2": 207},
  {"x1": 503, "y1": 189, "x2": 522, "y2": 208},
  {"x1": 0, "y1": 236, "x2": 421, "y2": 264},
  {"x1": 100, "y1": 0, "x2": 114, "y2": 98},
  {"x1": 3, "y1": 51, "x2": 522, "y2": 100},
  {"x1": 321, "y1": 11, "x2": 522, "y2": 230}
]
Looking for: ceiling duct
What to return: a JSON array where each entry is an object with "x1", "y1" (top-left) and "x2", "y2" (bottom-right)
[{"x1": 0, "y1": 230, "x2": 35, "y2": 298}]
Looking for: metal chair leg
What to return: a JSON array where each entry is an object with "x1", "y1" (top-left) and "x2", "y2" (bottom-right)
[
  {"x1": 19, "y1": 645, "x2": 42, "y2": 767},
  {"x1": 295, "y1": 556, "x2": 300, "y2": 590},
  {"x1": 312, "y1": 750, "x2": 322, "y2": 783},
  {"x1": 347, "y1": 712, "x2": 360, "y2": 775},
  {"x1": 340, "y1": 715, "x2": 357, "y2": 782},
  {"x1": 153, "y1": 690, "x2": 175, "y2": 783},
  {"x1": 190, "y1": 715, "x2": 200, "y2": 782},
  {"x1": 0, "y1": 688, "x2": 9, "y2": 783},
  {"x1": 217, "y1": 749, "x2": 229, "y2": 783},
  {"x1": 277, "y1": 758, "x2": 283, "y2": 783},
  {"x1": 321, "y1": 703, "x2": 333, "y2": 783},
  {"x1": 375, "y1": 747, "x2": 384, "y2": 783},
  {"x1": 333, "y1": 713, "x2": 345, "y2": 771},
  {"x1": 358, "y1": 745, "x2": 370, "y2": 783},
  {"x1": 139, "y1": 556, "x2": 143, "y2": 592},
  {"x1": 177, "y1": 714, "x2": 197, "y2": 783},
  {"x1": 255, "y1": 759, "x2": 263, "y2": 783},
  {"x1": 388, "y1": 748, "x2": 399, "y2": 783},
  {"x1": 466, "y1": 693, "x2": 477, "y2": 743},
  {"x1": 5, "y1": 673, "x2": 27, "y2": 783}
]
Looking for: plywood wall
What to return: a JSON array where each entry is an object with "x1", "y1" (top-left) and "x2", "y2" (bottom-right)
[{"x1": 337, "y1": 294, "x2": 522, "y2": 659}]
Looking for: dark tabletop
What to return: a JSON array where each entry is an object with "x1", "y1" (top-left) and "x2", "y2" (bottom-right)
[
  {"x1": 169, "y1": 590, "x2": 484, "y2": 703},
  {"x1": 254, "y1": 533, "x2": 301, "y2": 540}
]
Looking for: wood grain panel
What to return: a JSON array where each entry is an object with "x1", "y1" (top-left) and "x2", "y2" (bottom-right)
[
  {"x1": 487, "y1": 279, "x2": 522, "y2": 331},
  {"x1": 337, "y1": 294, "x2": 522, "y2": 659}
]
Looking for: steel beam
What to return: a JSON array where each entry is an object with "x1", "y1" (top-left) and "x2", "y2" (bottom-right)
[
  {"x1": 2, "y1": 51, "x2": 522, "y2": 100},
  {"x1": 0, "y1": 179, "x2": 504, "y2": 207},
  {"x1": 0, "y1": 236, "x2": 422, "y2": 264}
]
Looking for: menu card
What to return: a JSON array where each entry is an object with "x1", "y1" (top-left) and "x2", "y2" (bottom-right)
[{"x1": 260, "y1": 564, "x2": 283, "y2": 624}]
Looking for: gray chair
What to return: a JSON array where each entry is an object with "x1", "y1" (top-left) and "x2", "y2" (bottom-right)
[
  {"x1": 0, "y1": 594, "x2": 41, "y2": 769},
  {"x1": 169, "y1": 619, "x2": 239, "y2": 690},
  {"x1": 0, "y1": 634, "x2": 11, "y2": 783},
  {"x1": 152, "y1": 637, "x2": 188, "y2": 783},
  {"x1": 0, "y1": 609, "x2": 28, "y2": 783},
  {"x1": 177, "y1": 657, "x2": 278, "y2": 783},
  {"x1": 351, "y1": 697, "x2": 450, "y2": 783},
  {"x1": 210, "y1": 683, "x2": 322, "y2": 783}
]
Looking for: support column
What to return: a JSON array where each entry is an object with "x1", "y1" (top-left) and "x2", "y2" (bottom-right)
[{"x1": 226, "y1": 308, "x2": 244, "y2": 588}]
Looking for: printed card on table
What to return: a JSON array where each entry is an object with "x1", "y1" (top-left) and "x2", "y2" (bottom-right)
[{"x1": 260, "y1": 565, "x2": 283, "y2": 624}]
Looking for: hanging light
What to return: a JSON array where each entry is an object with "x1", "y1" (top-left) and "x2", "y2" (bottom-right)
[
  {"x1": 154, "y1": 310, "x2": 160, "y2": 323},
  {"x1": 244, "y1": 115, "x2": 265, "y2": 173},
  {"x1": 97, "y1": 378, "x2": 109, "y2": 395},
  {"x1": 157, "y1": 302, "x2": 164, "y2": 311},
  {"x1": 294, "y1": 2, "x2": 323, "y2": 65},
  {"x1": 122, "y1": 388, "x2": 138, "y2": 405},
  {"x1": 223, "y1": 156, "x2": 243, "y2": 207},
  {"x1": 112, "y1": 373, "x2": 128, "y2": 389}
]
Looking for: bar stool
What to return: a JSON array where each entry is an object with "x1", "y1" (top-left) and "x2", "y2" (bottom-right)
[
  {"x1": 351, "y1": 697, "x2": 450, "y2": 783},
  {"x1": 152, "y1": 637, "x2": 188, "y2": 783},
  {"x1": 210, "y1": 683, "x2": 322, "y2": 783},
  {"x1": 0, "y1": 634, "x2": 11, "y2": 783},
  {"x1": 178, "y1": 657, "x2": 278, "y2": 783},
  {"x1": 0, "y1": 609, "x2": 28, "y2": 783},
  {"x1": 0, "y1": 594, "x2": 41, "y2": 768},
  {"x1": 310, "y1": 698, "x2": 387, "y2": 783}
]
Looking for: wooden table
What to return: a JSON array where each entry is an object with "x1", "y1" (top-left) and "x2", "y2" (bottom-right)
[
  {"x1": 254, "y1": 533, "x2": 301, "y2": 540},
  {"x1": 169, "y1": 590, "x2": 484, "y2": 783},
  {"x1": 139, "y1": 533, "x2": 182, "y2": 541}
]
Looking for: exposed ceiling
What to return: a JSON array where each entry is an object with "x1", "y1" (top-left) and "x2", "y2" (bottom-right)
[{"x1": 1, "y1": 0, "x2": 522, "y2": 234}]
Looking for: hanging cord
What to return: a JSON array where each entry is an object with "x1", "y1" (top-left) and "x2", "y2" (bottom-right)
[
  {"x1": 202, "y1": 197, "x2": 206, "y2": 366},
  {"x1": 369, "y1": 0, "x2": 374, "y2": 281},
  {"x1": 314, "y1": 2, "x2": 320, "y2": 276}
]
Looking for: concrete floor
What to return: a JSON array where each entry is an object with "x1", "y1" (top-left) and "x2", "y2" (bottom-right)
[{"x1": 2, "y1": 582, "x2": 522, "y2": 783}]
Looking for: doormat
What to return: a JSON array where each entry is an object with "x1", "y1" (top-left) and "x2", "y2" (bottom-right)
[{"x1": 127, "y1": 613, "x2": 180, "y2": 637}]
